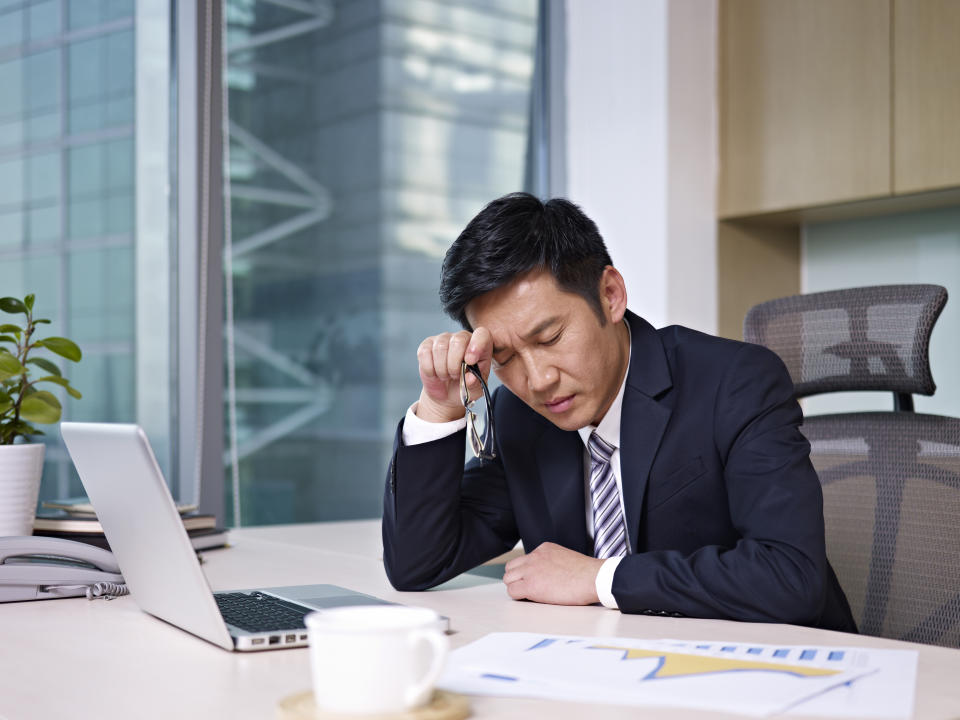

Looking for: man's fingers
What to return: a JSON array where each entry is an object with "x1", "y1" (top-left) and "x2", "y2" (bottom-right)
[
  {"x1": 417, "y1": 338, "x2": 438, "y2": 381},
  {"x1": 502, "y1": 564, "x2": 523, "y2": 586},
  {"x1": 504, "y1": 576, "x2": 528, "y2": 600},
  {"x1": 464, "y1": 326, "x2": 493, "y2": 367},
  {"x1": 504, "y1": 553, "x2": 526, "y2": 574},
  {"x1": 415, "y1": 328, "x2": 493, "y2": 415},
  {"x1": 446, "y1": 331, "x2": 471, "y2": 380},
  {"x1": 431, "y1": 335, "x2": 451, "y2": 381}
]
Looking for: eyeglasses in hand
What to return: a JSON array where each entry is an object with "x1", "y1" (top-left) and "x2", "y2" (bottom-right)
[{"x1": 460, "y1": 362, "x2": 496, "y2": 461}]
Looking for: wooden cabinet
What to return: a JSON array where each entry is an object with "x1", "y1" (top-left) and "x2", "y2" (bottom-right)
[
  {"x1": 716, "y1": 0, "x2": 960, "y2": 340},
  {"x1": 894, "y1": 0, "x2": 960, "y2": 194},
  {"x1": 719, "y1": 0, "x2": 891, "y2": 217},
  {"x1": 717, "y1": 221, "x2": 800, "y2": 341}
]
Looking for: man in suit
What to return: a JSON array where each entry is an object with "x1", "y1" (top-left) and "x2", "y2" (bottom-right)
[{"x1": 382, "y1": 193, "x2": 856, "y2": 632}]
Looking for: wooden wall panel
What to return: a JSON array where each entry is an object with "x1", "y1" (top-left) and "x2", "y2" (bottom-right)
[
  {"x1": 894, "y1": 0, "x2": 960, "y2": 193},
  {"x1": 717, "y1": 221, "x2": 800, "y2": 340},
  {"x1": 720, "y1": 0, "x2": 891, "y2": 217}
]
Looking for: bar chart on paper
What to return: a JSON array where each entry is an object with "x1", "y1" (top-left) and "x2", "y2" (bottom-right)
[{"x1": 439, "y1": 633, "x2": 917, "y2": 718}]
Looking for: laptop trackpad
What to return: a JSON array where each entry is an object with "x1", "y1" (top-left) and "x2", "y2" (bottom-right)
[
  {"x1": 259, "y1": 583, "x2": 392, "y2": 610},
  {"x1": 302, "y1": 594, "x2": 392, "y2": 608},
  {"x1": 263, "y1": 584, "x2": 451, "y2": 633}
]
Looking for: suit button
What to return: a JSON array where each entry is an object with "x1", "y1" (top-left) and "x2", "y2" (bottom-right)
[
  {"x1": 670, "y1": 612, "x2": 684, "y2": 618},
  {"x1": 657, "y1": 610, "x2": 670, "y2": 616}
]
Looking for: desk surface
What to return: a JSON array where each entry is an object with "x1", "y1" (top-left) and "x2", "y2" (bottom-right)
[{"x1": 1, "y1": 520, "x2": 959, "y2": 720}]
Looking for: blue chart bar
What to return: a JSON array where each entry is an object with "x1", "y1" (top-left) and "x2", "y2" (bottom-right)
[
  {"x1": 747, "y1": 647, "x2": 763, "y2": 655},
  {"x1": 800, "y1": 650, "x2": 817, "y2": 660},
  {"x1": 527, "y1": 639, "x2": 556, "y2": 651},
  {"x1": 696, "y1": 645, "x2": 711, "y2": 650},
  {"x1": 773, "y1": 649, "x2": 790, "y2": 658},
  {"x1": 721, "y1": 646, "x2": 736, "y2": 652},
  {"x1": 828, "y1": 651, "x2": 846, "y2": 661}
]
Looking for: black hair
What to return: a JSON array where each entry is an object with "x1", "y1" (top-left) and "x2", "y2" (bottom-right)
[{"x1": 439, "y1": 192, "x2": 614, "y2": 328}]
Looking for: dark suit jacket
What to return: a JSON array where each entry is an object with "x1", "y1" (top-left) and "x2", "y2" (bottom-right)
[{"x1": 382, "y1": 311, "x2": 857, "y2": 632}]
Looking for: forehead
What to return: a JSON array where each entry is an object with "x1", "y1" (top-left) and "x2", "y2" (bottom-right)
[{"x1": 464, "y1": 269, "x2": 584, "y2": 337}]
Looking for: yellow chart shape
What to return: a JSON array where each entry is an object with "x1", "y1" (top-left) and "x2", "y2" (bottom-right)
[{"x1": 590, "y1": 646, "x2": 842, "y2": 680}]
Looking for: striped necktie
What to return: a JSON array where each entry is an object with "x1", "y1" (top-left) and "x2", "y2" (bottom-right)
[{"x1": 588, "y1": 431, "x2": 628, "y2": 559}]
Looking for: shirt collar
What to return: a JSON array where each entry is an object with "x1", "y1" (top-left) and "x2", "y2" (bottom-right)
[{"x1": 578, "y1": 320, "x2": 631, "y2": 451}]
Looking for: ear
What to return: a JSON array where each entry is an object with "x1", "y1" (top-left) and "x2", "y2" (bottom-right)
[{"x1": 599, "y1": 266, "x2": 628, "y2": 324}]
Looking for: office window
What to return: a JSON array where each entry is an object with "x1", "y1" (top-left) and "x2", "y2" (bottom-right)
[
  {"x1": 223, "y1": 0, "x2": 540, "y2": 524},
  {"x1": 0, "y1": 0, "x2": 182, "y2": 506}
]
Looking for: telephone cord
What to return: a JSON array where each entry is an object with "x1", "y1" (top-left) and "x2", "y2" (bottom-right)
[{"x1": 42, "y1": 583, "x2": 130, "y2": 600}]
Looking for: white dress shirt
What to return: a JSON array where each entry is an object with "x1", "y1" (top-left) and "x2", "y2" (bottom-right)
[{"x1": 401, "y1": 324, "x2": 631, "y2": 609}]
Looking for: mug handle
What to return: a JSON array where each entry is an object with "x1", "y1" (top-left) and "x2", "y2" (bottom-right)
[{"x1": 404, "y1": 628, "x2": 448, "y2": 709}]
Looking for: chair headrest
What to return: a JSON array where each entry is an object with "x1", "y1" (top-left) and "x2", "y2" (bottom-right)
[{"x1": 744, "y1": 284, "x2": 947, "y2": 399}]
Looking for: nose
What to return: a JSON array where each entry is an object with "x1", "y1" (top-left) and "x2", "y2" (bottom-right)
[{"x1": 526, "y1": 356, "x2": 558, "y2": 394}]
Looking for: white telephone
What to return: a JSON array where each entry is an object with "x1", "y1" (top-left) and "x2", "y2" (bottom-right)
[{"x1": 0, "y1": 535, "x2": 127, "y2": 602}]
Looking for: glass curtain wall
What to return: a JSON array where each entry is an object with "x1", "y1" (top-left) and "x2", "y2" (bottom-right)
[
  {"x1": 223, "y1": 0, "x2": 539, "y2": 525},
  {"x1": 0, "y1": 0, "x2": 179, "y2": 503}
]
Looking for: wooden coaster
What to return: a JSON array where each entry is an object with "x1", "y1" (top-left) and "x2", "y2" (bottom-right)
[{"x1": 276, "y1": 690, "x2": 471, "y2": 720}]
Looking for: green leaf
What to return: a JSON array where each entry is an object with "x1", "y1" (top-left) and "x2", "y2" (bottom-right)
[
  {"x1": 0, "y1": 391, "x2": 11, "y2": 414},
  {"x1": 0, "y1": 297, "x2": 27, "y2": 315},
  {"x1": 0, "y1": 352, "x2": 26, "y2": 380},
  {"x1": 24, "y1": 294, "x2": 34, "y2": 311},
  {"x1": 32, "y1": 375, "x2": 82, "y2": 399},
  {"x1": 33, "y1": 319, "x2": 51, "y2": 325},
  {"x1": 26, "y1": 357, "x2": 61, "y2": 376},
  {"x1": 32, "y1": 375, "x2": 67, "y2": 386},
  {"x1": 31, "y1": 389, "x2": 59, "y2": 408},
  {"x1": 0, "y1": 335, "x2": 17, "y2": 344},
  {"x1": 19, "y1": 390, "x2": 61, "y2": 424},
  {"x1": 36, "y1": 337, "x2": 82, "y2": 362},
  {"x1": 0, "y1": 324, "x2": 22, "y2": 334},
  {"x1": 9, "y1": 421, "x2": 42, "y2": 438}
]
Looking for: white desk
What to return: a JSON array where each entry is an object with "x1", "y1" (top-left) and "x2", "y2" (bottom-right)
[{"x1": 2, "y1": 520, "x2": 959, "y2": 720}]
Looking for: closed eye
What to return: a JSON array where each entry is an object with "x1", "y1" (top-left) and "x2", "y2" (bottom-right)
[{"x1": 541, "y1": 331, "x2": 562, "y2": 346}]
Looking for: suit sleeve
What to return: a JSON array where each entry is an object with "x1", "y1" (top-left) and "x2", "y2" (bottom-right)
[
  {"x1": 382, "y1": 406, "x2": 520, "y2": 591},
  {"x1": 611, "y1": 343, "x2": 831, "y2": 625}
]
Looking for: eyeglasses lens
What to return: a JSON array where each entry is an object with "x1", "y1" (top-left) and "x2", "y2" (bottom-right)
[{"x1": 461, "y1": 362, "x2": 494, "y2": 459}]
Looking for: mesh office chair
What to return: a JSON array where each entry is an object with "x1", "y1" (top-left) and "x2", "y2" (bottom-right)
[{"x1": 744, "y1": 284, "x2": 960, "y2": 647}]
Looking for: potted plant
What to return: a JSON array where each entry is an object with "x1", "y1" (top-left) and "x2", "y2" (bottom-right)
[{"x1": 0, "y1": 294, "x2": 82, "y2": 536}]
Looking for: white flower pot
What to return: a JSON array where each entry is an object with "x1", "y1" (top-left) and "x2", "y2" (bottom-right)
[{"x1": 0, "y1": 443, "x2": 45, "y2": 536}]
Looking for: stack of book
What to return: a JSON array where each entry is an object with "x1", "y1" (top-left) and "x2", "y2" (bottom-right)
[{"x1": 34, "y1": 497, "x2": 229, "y2": 552}]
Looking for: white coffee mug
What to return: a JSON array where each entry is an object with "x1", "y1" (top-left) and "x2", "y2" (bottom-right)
[{"x1": 305, "y1": 605, "x2": 448, "y2": 714}]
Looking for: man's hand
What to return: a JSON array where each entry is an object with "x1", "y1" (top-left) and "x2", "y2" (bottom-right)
[
  {"x1": 415, "y1": 327, "x2": 493, "y2": 423},
  {"x1": 502, "y1": 542, "x2": 605, "y2": 606}
]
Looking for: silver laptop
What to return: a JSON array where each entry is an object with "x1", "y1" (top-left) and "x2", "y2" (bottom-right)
[{"x1": 60, "y1": 422, "x2": 392, "y2": 652}]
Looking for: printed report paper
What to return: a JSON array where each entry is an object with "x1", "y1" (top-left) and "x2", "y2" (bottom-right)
[{"x1": 439, "y1": 633, "x2": 917, "y2": 718}]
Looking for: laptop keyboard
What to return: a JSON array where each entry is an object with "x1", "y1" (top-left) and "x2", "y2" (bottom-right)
[{"x1": 214, "y1": 591, "x2": 309, "y2": 632}]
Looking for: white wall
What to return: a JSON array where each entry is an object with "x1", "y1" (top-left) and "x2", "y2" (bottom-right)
[
  {"x1": 563, "y1": 0, "x2": 717, "y2": 333},
  {"x1": 666, "y1": 0, "x2": 718, "y2": 334}
]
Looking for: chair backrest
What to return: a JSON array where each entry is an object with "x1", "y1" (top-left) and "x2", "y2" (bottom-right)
[
  {"x1": 802, "y1": 412, "x2": 960, "y2": 646},
  {"x1": 745, "y1": 284, "x2": 960, "y2": 647},
  {"x1": 744, "y1": 284, "x2": 947, "y2": 403}
]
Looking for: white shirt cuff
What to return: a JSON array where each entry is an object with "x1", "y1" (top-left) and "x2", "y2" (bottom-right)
[
  {"x1": 402, "y1": 403, "x2": 467, "y2": 446},
  {"x1": 595, "y1": 556, "x2": 622, "y2": 609}
]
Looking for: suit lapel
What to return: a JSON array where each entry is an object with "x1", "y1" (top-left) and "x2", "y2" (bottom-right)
[
  {"x1": 620, "y1": 311, "x2": 673, "y2": 553},
  {"x1": 535, "y1": 424, "x2": 591, "y2": 555}
]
